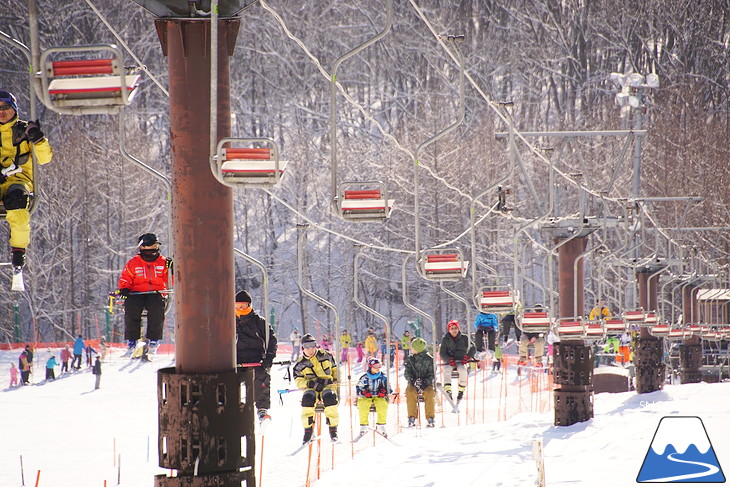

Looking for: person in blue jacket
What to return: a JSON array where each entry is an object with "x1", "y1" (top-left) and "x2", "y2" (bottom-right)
[
  {"x1": 72, "y1": 335, "x2": 85, "y2": 370},
  {"x1": 45, "y1": 355, "x2": 57, "y2": 380},
  {"x1": 355, "y1": 357, "x2": 391, "y2": 437},
  {"x1": 474, "y1": 312, "x2": 499, "y2": 357}
]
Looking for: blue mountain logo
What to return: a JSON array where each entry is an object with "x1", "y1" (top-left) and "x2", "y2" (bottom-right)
[{"x1": 637, "y1": 416, "x2": 725, "y2": 483}]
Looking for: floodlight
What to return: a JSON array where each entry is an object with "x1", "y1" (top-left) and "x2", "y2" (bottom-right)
[
  {"x1": 628, "y1": 95, "x2": 641, "y2": 108},
  {"x1": 628, "y1": 73, "x2": 645, "y2": 87},
  {"x1": 646, "y1": 74, "x2": 659, "y2": 88},
  {"x1": 609, "y1": 72, "x2": 626, "y2": 87},
  {"x1": 615, "y1": 92, "x2": 629, "y2": 107}
]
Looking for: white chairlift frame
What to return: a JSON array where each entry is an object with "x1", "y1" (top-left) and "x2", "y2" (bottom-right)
[
  {"x1": 214, "y1": 137, "x2": 286, "y2": 188},
  {"x1": 420, "y1": 248, "x2": 469, "y2": 282},
  {"x1": 337, "y1": 181, "x2": 394, "y2": 222},
  {"x1": 477, "y1": 285, "x2": 520, "y2": 313},
  {"x1": 39, "y1": 44, "x2": 140, "y2": 115}
]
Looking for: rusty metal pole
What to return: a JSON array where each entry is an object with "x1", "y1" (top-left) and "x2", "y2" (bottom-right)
[
  {"x1": 635, "y1": 270, "x2": 664, "y2": 393},
  {"x1": 151, "y1": 19, "x2": 255, "y2": 487},
  {"x1": 158, "y1": 18, "x2": 238, "y2": 373},
  {"x1": 680, "y1": 286, "x2": 702, "y2": 383},
  {"x1": 553, "y1": 236, "x2": 593, "y2": 426}
]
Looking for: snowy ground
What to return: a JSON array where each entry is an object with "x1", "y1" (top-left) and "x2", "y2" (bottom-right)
[{"x1": 1, "y1": 346, "x2": 728, "y2": 487}]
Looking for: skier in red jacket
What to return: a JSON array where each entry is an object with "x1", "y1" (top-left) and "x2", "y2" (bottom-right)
[{"x1": 116, "y1": 233, "x2": 172, "y2": 356}]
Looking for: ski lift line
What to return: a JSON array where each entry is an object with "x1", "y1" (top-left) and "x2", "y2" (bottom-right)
[{"x1": 82, "y1": 0, "x2": 169, "y2": 97}]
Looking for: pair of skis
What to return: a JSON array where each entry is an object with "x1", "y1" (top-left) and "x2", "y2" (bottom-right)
[
  {"x1": 435, "y1": 383, "x2": 462, "y2": 413},
  {"x1": 351, "y1": 427, "x2": 398, "y2": 445}
]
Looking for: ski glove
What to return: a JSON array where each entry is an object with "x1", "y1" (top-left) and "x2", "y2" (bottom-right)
[
  {"x1": 413, "y1": 378, "x2": 422, "y2": 390},
  {"x1": 377, "y1": 388, "x2": 386, "y2": 398},
  {"x1": 448, "y1": 358, "x2": 456, "y2": 367},
  {"x1": 362, "y1": 388, "x2": 372, "y2": 398},
  {"x1": 25, "y1": 120, "x2": 44, "y2": 143},
  {"x1": 118, "y1": 288, "x2": 131, "y2": 298},
  {"x1": 461, "y1": 355, "x2": 470, "y2": 365},
  {"x1": 314, "y1": 378, "x2": 327, "y2": 392}
]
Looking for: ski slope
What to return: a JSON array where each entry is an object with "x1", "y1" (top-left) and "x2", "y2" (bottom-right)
[{"x1": 1, "y1": 346, "x2": 729, "y2": 487}]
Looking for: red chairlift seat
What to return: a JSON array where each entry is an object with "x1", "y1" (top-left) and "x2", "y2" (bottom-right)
[
  {"x1": 340, "y1": 189, "x2": 394, "y2": 220},
  {"x1": 700, "y1": 326, "x2": 719, "y2": 342},
  {"x1": 604, "y1": 318, "x2": 628, "y2": 335},
  {"x1": 623, "y1": 310, "x2": 646, "y2": 323},
  {"x1": 665, "y1": 328, "x2": 689, "y2": 341},
  {"x1": 518, "y1": 311, "x2": 552, "y2": 335},
  {"x1": 642, "y1": 311, "x2": 659, "y2": 327},
  {"x1": 422, "y1": 253, "x2": 469, "y2": 280},
  {"x1": 649, "y1": 323, "x2": 669, "y2": 338},
  {"x1": 583, "y1": 320, "x2": 605, "y2": 340},
  {"x1": 41, "y1": 48, "x2": 140, "y2": 113},
  {"x1": 479, "y1": 290, "x2": 519, "y2": 312},
  {"x1": 216, "y1": 138, "x2": 287, "y2": 187},
  {"x1": 556, "y1": 319, "x2": 584, "y2": 340}
]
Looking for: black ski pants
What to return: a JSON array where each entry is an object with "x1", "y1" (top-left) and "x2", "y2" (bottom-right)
[
  {"x1": 124, "y1": 293, "x2": 165, "y2": 341},
  {"x1": 252, "y1": 365, "x2": 271, "y2": 410}
]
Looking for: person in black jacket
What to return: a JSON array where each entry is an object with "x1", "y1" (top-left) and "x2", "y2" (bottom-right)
[
  {"x1": 235, "y1": 290, "x2": 278, "y2": 421},
  {"x1": 439, "y1": 320, "x2": 471, "y2": 402},
  {"x1": 92, "y1": 355, "x2": 102, "y2": 390}
]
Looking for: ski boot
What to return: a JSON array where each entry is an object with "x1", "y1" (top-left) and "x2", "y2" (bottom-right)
[
  {"x1": 11, "y1": 247, "x2": 25, "y2": 268},
  {"x1": 359, "y1": 424, "x2": 368, "y2": 435},
  {"x1": 122, "y1": 340, "x2": 137, "y2": 357},
  {"x1": 457, "y1": 390, "x2": 464, "y2": 402},
  {"x1": 376, "y1": 424, "x2": 387, "y2": 438},
  {"x1": 302, "y1": 427, "x2": 314, "y2": 444},
  {"x1": 257, "y1": 409, "x2": 270, "y2": 422},
  {"x1": 444, "y1": 387, "x2": 453, "y2": 401},
  {"x1": 329, "y1": 426, "x2": 338, "y2": 442},
  {"x1": 148, "y1": 340, "x2": 160, "y2": 355},
  {"x1": 407, "y1": 417, "x2": 416, "y2": 428},
  {"x1": 426, "y1": 417, "x2": 436, "y2": 428}
]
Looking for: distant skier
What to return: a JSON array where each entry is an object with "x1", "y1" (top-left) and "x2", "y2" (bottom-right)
[
  {"x1": 72, "y1": 335, "x2": 84, "y2": 370},
  {"x1": 339, "y1": 330, "x2": 352, "y2": 363},
  {"x1": 60, "y1": 345, "x2": 72, "y2": 373},
  {"x1": 518, "y1": 304, "x2": 546, "y2": 367},
  {"x1": 293, "y1": 333, "x2": 340, "y2": 444},
  {"x1": 355, "y1": 357, "x2": 390, "y2": 437},
  {"x1": 290, "y1": 327, "x2": 301, "y2": 361},
  {"x1": 404, "y1": 337, "x2": 436, "y2": 428},
  {"x1": 18, "y1": 345, "x2": 32, "y2": 385},
  {"x1": 45, "y1": 355, "x2": 57, "y2": 381},
  {"x1": 92, "y1": 355, "x2": 102, "y2": 389},
  {"x1": 9, "y1": 362, "x2": 19, "y2": 387},
  {"x1": 235, "y1": 290, "x2": 277, "y2": 422},
  {"x1": 439, "y1": 320, "x2": 471, "y2": 402},
  {"x1": 115, "y1": 233, "x2": 172, "y2": 357}
]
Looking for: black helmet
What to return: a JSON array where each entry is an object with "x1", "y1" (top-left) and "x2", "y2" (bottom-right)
[{"x1": 138, "y1": 233, "x2": 159, "y2": 247}]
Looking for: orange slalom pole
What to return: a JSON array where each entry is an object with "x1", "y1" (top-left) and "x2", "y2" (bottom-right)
[
  {"x1": 258, "y1": 435, "x2": 264, "y2": 487},
  {"x1": 35, "y1": 470, "x2": 40, "y2": 487}
]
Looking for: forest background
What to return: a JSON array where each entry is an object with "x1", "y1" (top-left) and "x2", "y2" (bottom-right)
[{"x1": 0, "y1": 0, "x2": 728, "y2": 345}]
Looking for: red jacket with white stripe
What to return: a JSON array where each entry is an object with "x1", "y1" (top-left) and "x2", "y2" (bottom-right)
[{"x1": 118, "y1": 254, "x2": 169, "y2": 292}]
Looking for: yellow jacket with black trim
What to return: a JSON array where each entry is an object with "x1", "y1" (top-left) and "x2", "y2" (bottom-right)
[
  {"x1": 293, "y1": 348, "x2": 339, "y2": 391},
  {"x1": 0, "y1": 114, "x2": 53, "y2": 191}
]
